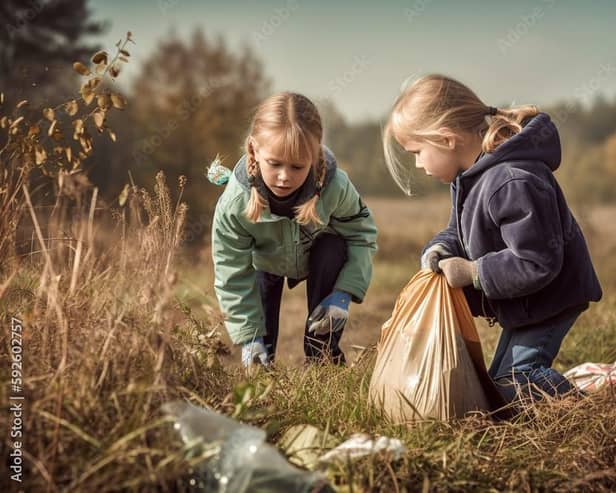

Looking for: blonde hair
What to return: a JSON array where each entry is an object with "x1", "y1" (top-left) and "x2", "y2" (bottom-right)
[
  {"x1": 383, "y1": 74, "x2": 538, "y2": 194},
  {"x1": 244, "y1": 92, "x2": 327, "y2": 226}
]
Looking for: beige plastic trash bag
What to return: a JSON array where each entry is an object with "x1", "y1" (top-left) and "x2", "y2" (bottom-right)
[{"x1": 369, "y1": 269, "x2": 501, "y2": 423}]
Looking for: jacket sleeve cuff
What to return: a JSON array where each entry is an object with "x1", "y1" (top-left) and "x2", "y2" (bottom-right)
[
  {"x1": 471, "y1": 260, "x2": 482, "y2": 290},
  {"x1": 229, "y1": 326, "x2": 267, "y2": 345},
  {"x1": 333, "y1": 280, "x2": 365, "y2": 304}
]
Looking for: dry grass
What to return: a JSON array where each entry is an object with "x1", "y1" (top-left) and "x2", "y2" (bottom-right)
[
  {"x1": 239, "y1": 361, "x2": 616, "y2": 493},
  {"x1": 0, "y1": 172, "x2": 231, "y2": 491},
  {"x1": 1, "y1": 188, "x2": 615, "y2": 492}
]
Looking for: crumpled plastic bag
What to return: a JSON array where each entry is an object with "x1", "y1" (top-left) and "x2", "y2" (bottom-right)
[
  {"x1": 278, "y1": 424, "x2": 339, "y2": 470},
  {"x1": 563, "y1": 360, "x2": 616, "y2": 392},
  {"x1": 318, "y1": 433, "x2": 406, "y2": 464},
  {"x1": 162, "y1": 401, "x2": 334, "y2": 493},
  {"x1": 278, "y1": 425, "x2": 406, "y2": 469},
  {"x1": 369, "y1": 270, "x2": 503, "y2": 423}
]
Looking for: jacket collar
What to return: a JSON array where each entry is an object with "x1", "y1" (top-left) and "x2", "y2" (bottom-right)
[
  {"x1": 234, "y1": 144, "x2": 338, "y2": 201},
  {"x1": 233, "y1": 144, "x2": 339, "y2": 223}
]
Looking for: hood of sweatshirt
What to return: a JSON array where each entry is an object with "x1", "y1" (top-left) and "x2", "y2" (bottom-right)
[{"x1": 462, "y1": 112, "x2": 561, "y2": 179}]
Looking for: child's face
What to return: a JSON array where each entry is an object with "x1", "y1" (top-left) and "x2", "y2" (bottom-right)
[
  {"x1": 252, "y1": 139, "x2": 313, "y2": 197},
  {"x1": 401, "y1": 136, "x2": 461, "y2": 184}
]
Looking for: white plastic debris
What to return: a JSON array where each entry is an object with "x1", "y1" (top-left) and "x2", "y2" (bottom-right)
[
  {"x1": 278, "y1": 424, "x2": 338, "y2": 470},
  {"x1": 318, "y1": 433, "x2": 406, "y2": 464},
  {"x1": 563, "y1": 360, "x2": 616, "y2": 392}
]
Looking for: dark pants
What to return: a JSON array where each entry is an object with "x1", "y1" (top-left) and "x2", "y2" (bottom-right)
[
  {"x1": 256, "y1": 233, "x2": 348, "y2": 364},
  {"x1": 488, "y1": 309, "x2": 583, "y2": 404}
]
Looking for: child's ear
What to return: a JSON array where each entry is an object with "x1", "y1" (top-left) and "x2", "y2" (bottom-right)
[
  {"x1": 438, "y1": 127, "x2": 458, "y2": 150},
  {"x1": 446, "y1": 136, "x2": 456, "y2": 150}
]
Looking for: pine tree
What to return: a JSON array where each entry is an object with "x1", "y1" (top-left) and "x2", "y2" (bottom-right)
[{"x1": 0, "y1": 0, "x2": 105, "y2": 106}]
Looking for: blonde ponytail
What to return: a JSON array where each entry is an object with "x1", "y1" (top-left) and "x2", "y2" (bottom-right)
[{"x1": 482, "y1": 105, "x2": 539, "y2": 152}]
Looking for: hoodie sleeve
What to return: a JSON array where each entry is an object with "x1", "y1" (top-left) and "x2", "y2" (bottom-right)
[
  {"x1": 211, "y1": 196, "x2": 265, "y2": 345},
  {"x1": 477, "y1": 177, "x2": 564, "y2": 300},
  {"x1": 421, "y1": 183, "x2": 464, "y2": 259},
  {"x1": 327, "y1": 170, "x2": 378, "y2": 303}
]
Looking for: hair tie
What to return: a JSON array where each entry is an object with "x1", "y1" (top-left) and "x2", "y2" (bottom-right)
[{"x1": 486, "y1": 106, "x2": 498, "y2": 116}]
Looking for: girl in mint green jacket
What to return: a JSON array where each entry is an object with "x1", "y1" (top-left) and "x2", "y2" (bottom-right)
[{"x1": 211, "y1": 92, "x2": 377, "y2": 367}]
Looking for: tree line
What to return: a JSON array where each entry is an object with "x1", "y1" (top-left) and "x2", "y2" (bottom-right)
[{"x1": 2, "y1": 0, "x2": 615, "y2": 247}]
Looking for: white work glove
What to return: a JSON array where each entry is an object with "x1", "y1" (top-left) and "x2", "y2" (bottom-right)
[
  {"x1": 438, "y1": 257, "x2": 478, "y2": 289},
  {"x1": 241, "y1": 337, "x2": 269, "y2": 368},
  {"x1": 420, "y1": 243, "x2": 453, "y2": 273}
]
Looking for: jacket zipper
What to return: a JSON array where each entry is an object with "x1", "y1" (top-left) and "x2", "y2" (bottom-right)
[
  {"x1": 455, "y1": 177, "x2": 471, "y2": 258},
  {"x1": 458, "y1": 177, "x2": 497, "y2": 327},
  {"x1": 292, "y1": 221, "x2": 300, "y2": 278},
  {"x1": 481, "y1": 291, "x2": 497, "y2": 327}
]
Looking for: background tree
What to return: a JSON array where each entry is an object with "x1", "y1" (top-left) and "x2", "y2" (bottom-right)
[
  {"x1": 318, "y1": 98, "x2": 442, "y2": 197},
  {"x1": 605, "y1": 132, "x2": 616, "y2": 177},
  {"x1": 0, "y1": 0, "x2": 105, "y2": 108},
  {"x1": 115, "y1": 29, "x2": 271, "y2": 243}
]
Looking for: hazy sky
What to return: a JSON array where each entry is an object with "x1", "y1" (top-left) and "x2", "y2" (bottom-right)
[{"x1": 89, "y1": 0, "x2": 616, "y2": 123}]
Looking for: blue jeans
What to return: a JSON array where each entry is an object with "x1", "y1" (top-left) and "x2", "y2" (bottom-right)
[{"x1": 488, "y1": 309, "x2": 582, "y2": 404}]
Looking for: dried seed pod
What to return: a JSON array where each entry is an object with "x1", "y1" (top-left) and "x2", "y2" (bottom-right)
[
  {"x1": 73, "y1": 62, "x2": 91, "y2": 76},
  {"x1": 91, "y1": 50, "x2": 108, "y2": 65}
]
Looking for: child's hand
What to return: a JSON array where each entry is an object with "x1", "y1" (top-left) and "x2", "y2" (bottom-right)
[
  {"x1": 307, "y1": 290, "x2": 351, "y2": 335},
  {"x1": 241, "y1": 337, "x2": 269, "y2": 368},
  {"x1": 438, "y1": 257, "x2": 478, "y2": 289}
]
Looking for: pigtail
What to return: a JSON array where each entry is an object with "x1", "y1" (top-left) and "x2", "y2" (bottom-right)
[
  {"x1": 244, "y1": 152, "x2": 268, "y2": 223},
  {"x1": 294, "y1": 147, "x2": 326, "y2": 226},
  {"x1": 482, "y1": 104, "x2": 539, "y2": 153}
]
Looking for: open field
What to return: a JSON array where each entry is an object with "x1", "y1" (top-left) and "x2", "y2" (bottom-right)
[
  {"x1": 2, "y1": 190, "x2": 615, "y2": 492},
  {"x1": 181, "y1": 195, "x2": 616, "y2": 370}
]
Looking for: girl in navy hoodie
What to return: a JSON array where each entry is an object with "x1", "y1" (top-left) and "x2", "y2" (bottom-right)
[{"x1": 382, "y1": 74, "x2": 602, "y2": 404}]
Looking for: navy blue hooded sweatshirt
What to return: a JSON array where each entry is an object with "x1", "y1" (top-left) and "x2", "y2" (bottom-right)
[{"x1": 423, "y1": 112, "x2": 602, "y2": 330}]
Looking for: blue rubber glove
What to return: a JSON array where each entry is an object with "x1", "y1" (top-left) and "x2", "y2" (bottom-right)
[
  {"x1": 307, "y1": 290, "x2": 351, "y2": 335},
  {"x1": 241, "y1": 337, "x2": 269, "y2": 368}
]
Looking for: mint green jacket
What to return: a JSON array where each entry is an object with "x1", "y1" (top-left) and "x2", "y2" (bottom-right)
[{"x1": 211, "y1": 147, "x2": 378, "y2": 344}]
